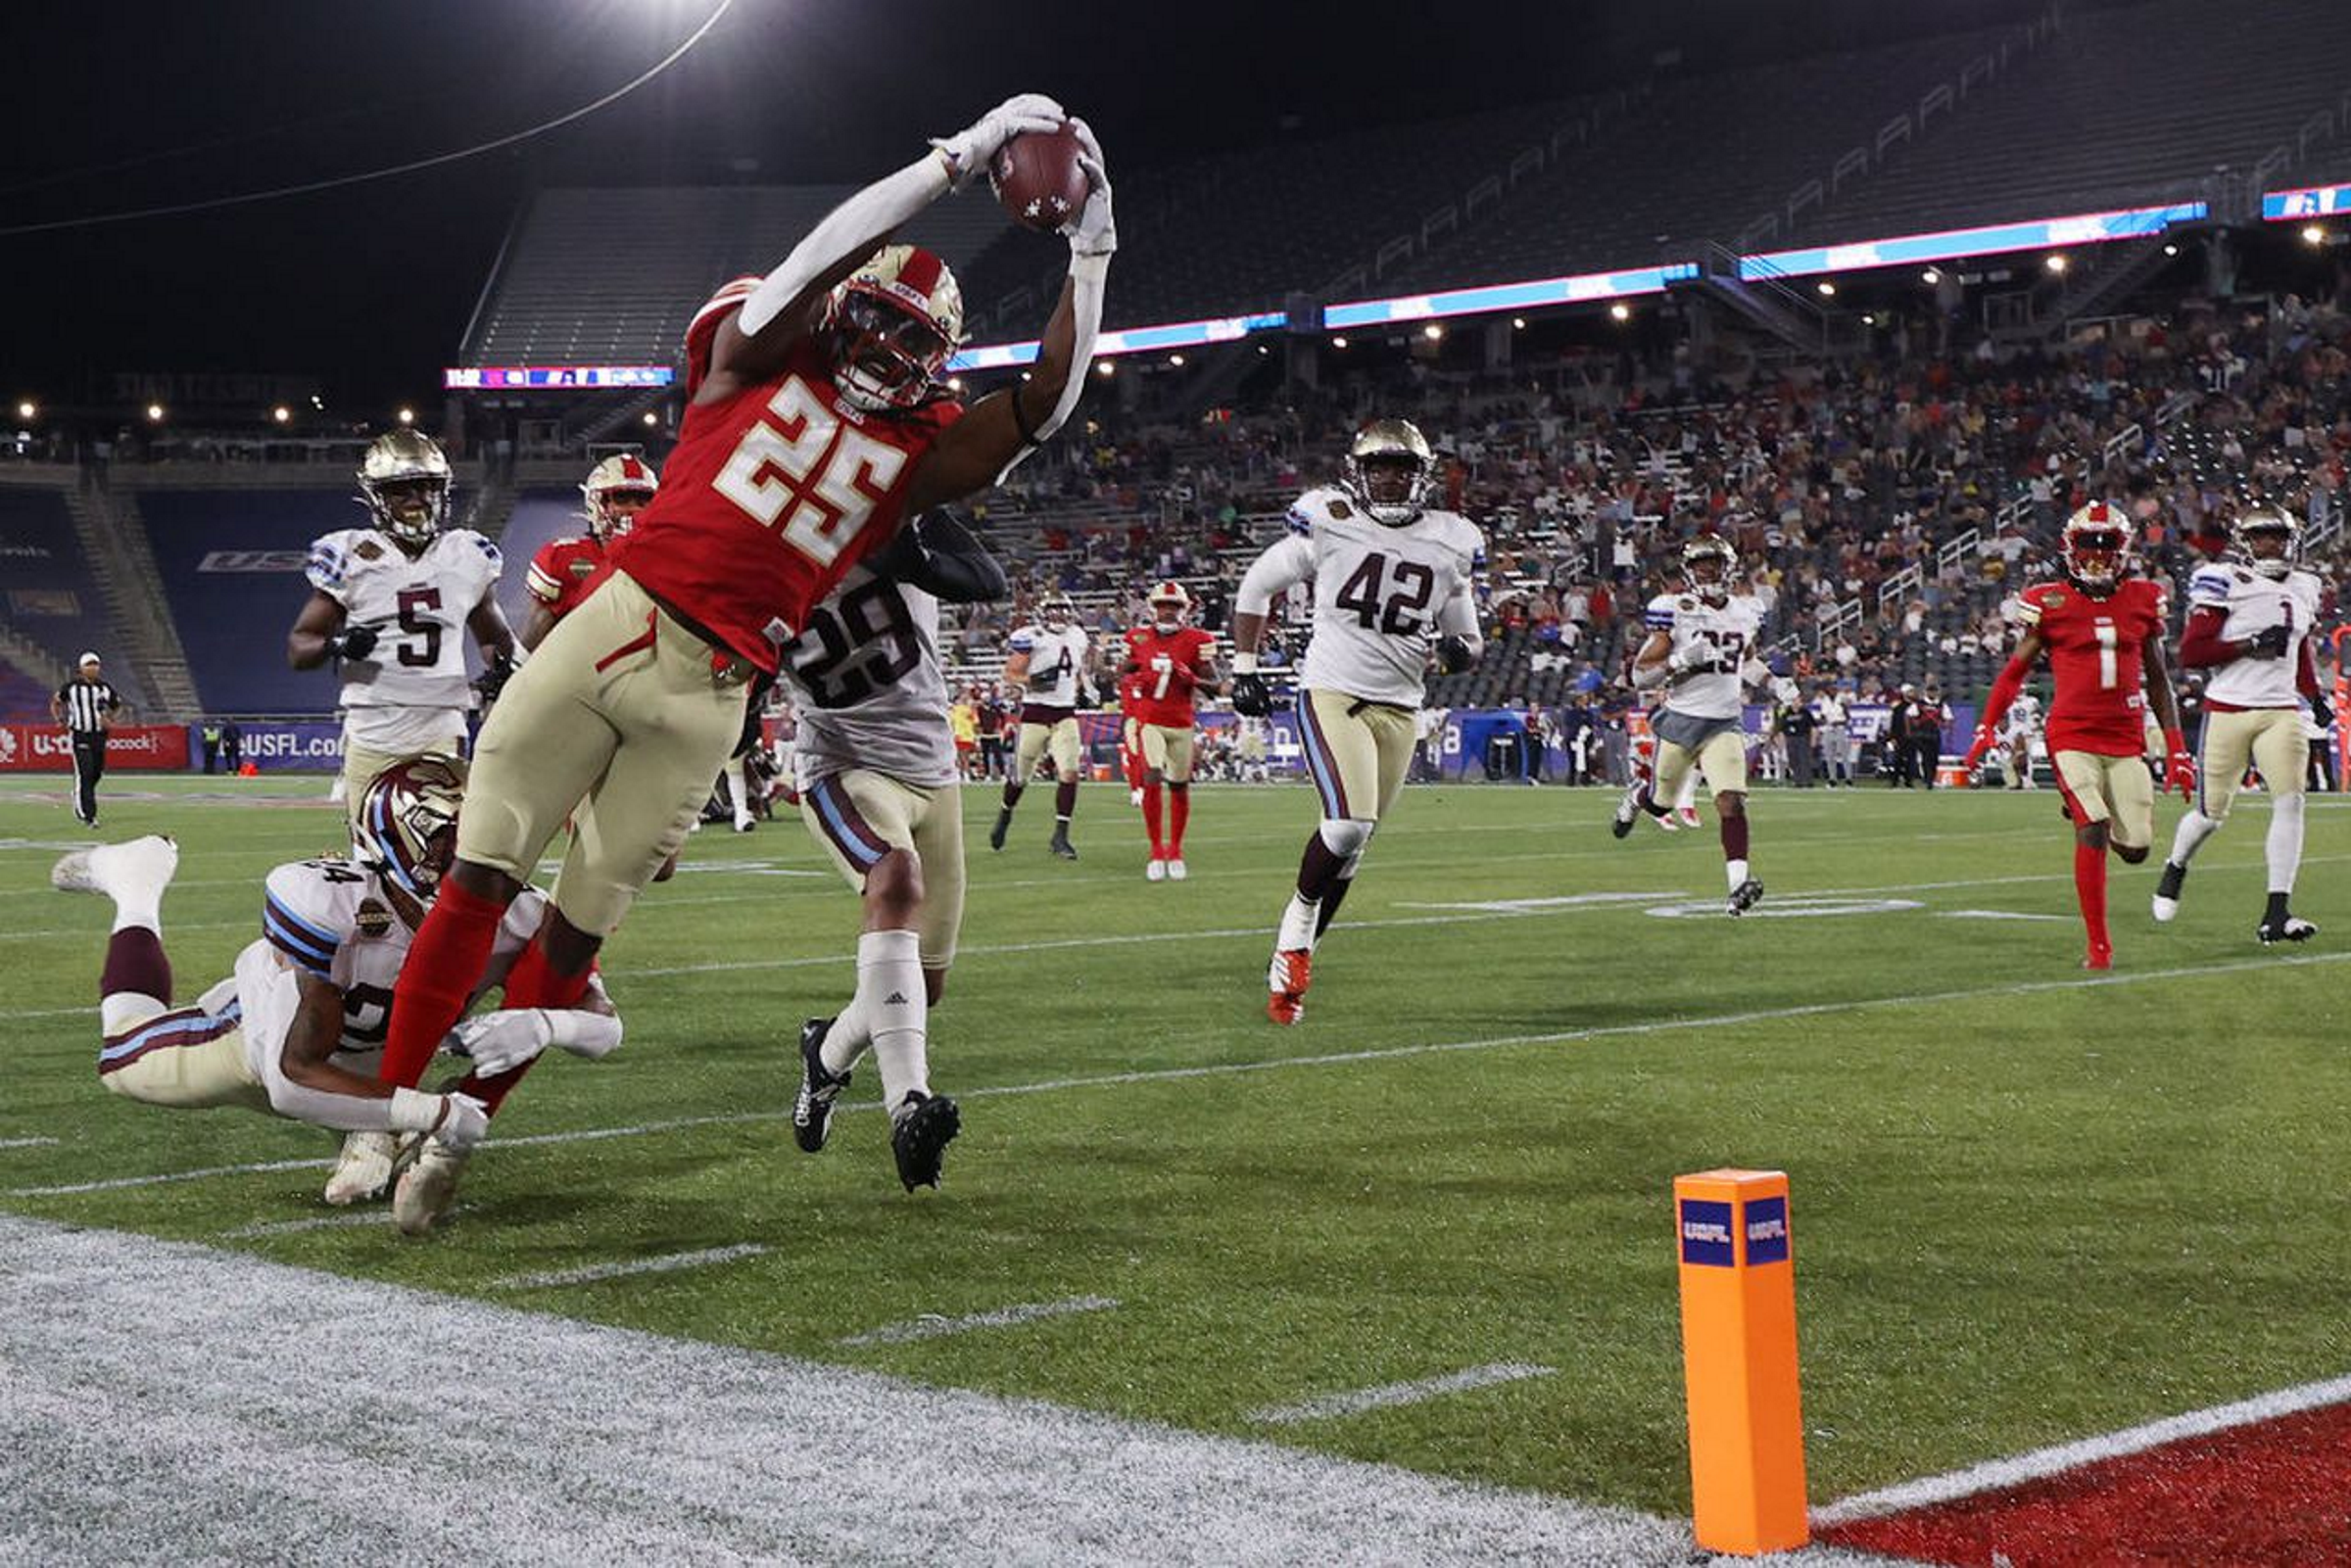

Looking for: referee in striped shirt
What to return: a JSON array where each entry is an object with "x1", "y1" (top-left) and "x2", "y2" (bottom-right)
[{"x1": 51, "y1": 652, "x2": 122, "y2": 827}]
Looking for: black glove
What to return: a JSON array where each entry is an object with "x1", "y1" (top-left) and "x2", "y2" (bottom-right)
[
  {"x1": 1230, "y1": 672, "x2": 1271, "y2": 717},
  {"x1": 330, "y1": 624, "x2": 379, "y2": 661},
  {"x1": 2312, "y1": 691, "x2": 2335, "y2": 731},
  {"x1": 875, "y1": 509, "x2": 1008, "y2": 604},
  {"x1": 472, "y1": 651, "x2": 517, "y2": 706},
  {"x1": 1436, "y1": 635, "x2": 1477, "y2": 676},
  {"x1": 2245, "y1": 624, "x2": 2292, "y2": 659}
]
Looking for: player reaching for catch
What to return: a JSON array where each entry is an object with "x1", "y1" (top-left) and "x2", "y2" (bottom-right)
[
  {"x1": 519, "y1": 454, "x2": 659, "y2": 651},
  {"x1": 287, "y1": 431, "x2": 516, "y2": 831},
  {"x1": 1230, "y1": 418, "x2": 1483, "y2": 1024},
  {"x1": 786, "y1": 511, "x2": 1004, "y2": 1190},
  {"x1": 1611, "y1": 536, "x2": 1766, "y2": 916},
  {"x1": 987, "y1": 591, "x2": 1090, "y2": 859},
  {"x1": 374, "y1": 96, "x2": 1117, "y2": 1125},
  {"x1": 1122, "y1": 581, "x2": 1219, "y2": 879},
  {"x1": 1966, "y1": 503, "x2": 2194, "y2": 970},
  {"x1": 2152, "y1": 503, "x2": 2326, "y2": 943}
]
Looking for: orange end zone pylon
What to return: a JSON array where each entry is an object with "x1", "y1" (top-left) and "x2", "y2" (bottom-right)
[{"x1": 1676, "y1": 1167, "x2": 1808, "y2": 1554}]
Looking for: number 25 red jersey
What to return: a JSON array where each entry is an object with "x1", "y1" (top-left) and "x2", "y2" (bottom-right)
[
  {"x1": 2016, "y1": 577, "x2": 2168, "y2": 755},
  {"x1": 611, "y1": 279, "x2": 962, "y2": 672},
  {"x1": 1123, "y1": 624, "x2": 1217, "y2": 727}
]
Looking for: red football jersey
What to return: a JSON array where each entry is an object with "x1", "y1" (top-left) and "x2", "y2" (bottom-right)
[
  {"x1": 1123, "y1": 624, "x2": 1217, "y2": 728},
  {"x1": 526, "y1": 534, "x2": 613, "y2": 622},
  {"x1": 2019, "y1": 577, "x2": 2169, "y2": 754},
  {"x1": 610, "y1": 280, "x2": 962, "y2": 672}
]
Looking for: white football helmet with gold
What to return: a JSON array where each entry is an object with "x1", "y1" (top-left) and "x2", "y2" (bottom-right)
[
  {"x1": 1342, "y1": 418, "x2": 1436, "y2": 526},
  {"x1": 358, "y1": 430, "x2": 453, "y2": 552},
  {"x1": 2230, "y1": 502, "x2": 2301, "y2": 581}
]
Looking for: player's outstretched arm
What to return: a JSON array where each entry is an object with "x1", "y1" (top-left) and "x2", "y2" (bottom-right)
[
  {"x1": 708, "y1": 94, "x2": 1065, "y2": 399},
  {"x1": 265, "y1": 970, "x2": 489, "y2": 1146}
]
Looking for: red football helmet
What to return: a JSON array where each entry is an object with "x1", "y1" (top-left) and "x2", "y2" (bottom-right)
[
  {"x1": 824, "y1": 244, "x2": 966, "y2": 412},
  {"x1": 581, "y1": 453, "x2": 658, "y2": 542},
  {"x1": 1147, "y1": 581, "x2": 1190, "y2": 627},
  {"x1": 2060, "y1": 501, "x2": 2134, "y2": 594}
]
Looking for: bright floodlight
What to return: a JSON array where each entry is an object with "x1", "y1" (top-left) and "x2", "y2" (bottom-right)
[
  {"x1": 146, "y1": 404, "x2": 165, "y2": 422},
  {"x1": 2163, "y1": 243, "x2": 2179, "y2": 256},
  {"x1": 1815, "y1": 281, "x2": 1837, "y2": 297},
  {"x1": 1921, "y1": 268, "x2": 1941, "y2": 284},
  {"x1": 397, "y1": 407, "x2": 415, "y2": 425},
  {"x1": 642, "y1": 410, "x2": 659, "y2": 425},
  {"x1": 2044, "y1": 254, "x2": 2068, "y2": 273},
  {"x1": 2304, "y1": 224, "x2": 2327, "y2": 246},
  {"x1": 1095, "y1": 360, "x2": 1115, "y2": 377},
  {"x1": 1169, "y1": 353, "x2": 1185, "y2": 366},
  {"x1": 272, "y1": 405, "x2": 291, "y2": 424},
  {"x1": 14, "y1": 401, "x2": 32, "y2": 421},
  {"x1": 1331, "y1": 335, "x2": 1348, "y2": 349},
  {"x1": 1608, "y1": 303, "x2": 1631, "y2": 321},
  {"x1": 1512, "y1": 316, "x2": 1526, "y2": 329},
  {"x1": 1422, "y1": 323, "x2": 1443, "y2": 341}
]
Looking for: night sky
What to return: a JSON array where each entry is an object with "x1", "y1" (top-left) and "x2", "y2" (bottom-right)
[{"x1": 7, "y1": 0, "x2": 2061, "y2": 412}]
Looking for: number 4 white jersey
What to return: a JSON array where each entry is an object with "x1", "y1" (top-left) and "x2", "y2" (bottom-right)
[
  {"x1": 1008, "y1": 623, "x2": 1089, "y2": 709},
  {"x1": 307, "y1": 527, "x2": 501, "y2": 748},
  {"x1": 2187, "y1": 561, "x2": 2322, "y2": 708},
  {"x1": 1649, "y1": 593, "x2": 1764, "y2": 721},
  {"x1": 1262, "y1": 486, "x2": 1484, "y2": 708},
  {"x1": 784, "y1": 565, "x2": 956, "y2": 789}
]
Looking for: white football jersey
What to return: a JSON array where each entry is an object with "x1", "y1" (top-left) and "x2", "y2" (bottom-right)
[
  {"x1": 2003, "y1": 690, "x2": 2042, "y2": 739},
  {"x1": 1648, "y1": 592, "x2": 1766, "y2": 721},
  {"x1": 2186, "y1": 561, "x2": 2322, "y2": 708},
  {"x1": 1008, "y1": 622, "x2": 1089, "y2": 708},
  {"x1": 785, "y1": 565, "x2": 956, "y2": 788},
  {"x1": 251, "y1": 855, "x2": 544, "y2": 1067},
  {"x1": 307, "y1": 527, "x2": 502, "y2": 749},
  {"x1": 1265, "y1": 486, "x2": 1484, "y2": 708}
]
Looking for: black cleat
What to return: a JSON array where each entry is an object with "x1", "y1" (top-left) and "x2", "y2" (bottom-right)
[
  {"x1": 792, "y1": 1018, "x2": 851, "y2": 1154},
  {"x1": 1609, "y1": 780, "x2": 1643, "y2": 839},
  {"x1": 1727, "y1": 878, "x2": 1765, "y2": 917},
  {"x1": 890, "y1": 1090, "x2": 961, "y2": 1191},
  {"x1": 988, "y1": 809, "x2": 1012, "y2": 852},
  {"x1": 1049, "y1": 832, "x2": 1079, "y2": 861},
  {"x1": 2257, "y1": 914, "x2": 2318, "y2": 945}
]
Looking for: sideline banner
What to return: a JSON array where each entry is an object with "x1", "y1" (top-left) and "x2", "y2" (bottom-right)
[
  {"x1": 0, "y1": 724, "x2": 190, "y2": 773},
  {"x1": 198, "y1": 720, "x2": 345, "y2": 773}
]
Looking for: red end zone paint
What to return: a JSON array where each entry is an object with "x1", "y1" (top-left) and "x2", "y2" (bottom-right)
[{"x1": 1820, "y1": 1401, "x2": 2351, "y2": 1565}]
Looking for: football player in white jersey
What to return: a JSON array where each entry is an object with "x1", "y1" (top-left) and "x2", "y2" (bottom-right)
[
  {"x1": 785, "y1": 511, "x2": 1003, "y2": 1191},
  {"x1": 988, "y1": 591, "x2": 1091, "y2": 859},
  {"x1": 2000, "y1": 689, "x2": 2042, "y2": 789},
  {"x1": 2153, "y1": 504, "x2": 2327, "y2": 942},
  {"x1": 50, "y1": 761, "x2": 619, "y2": 1230},
  {"x1": 1612, "y1": 537, "x2": 1767, "y2": 916},
  {"x1": 1230, "y1": 418, "x2": 1483, "y2": 1024},
  {"x1": 287, "y1": 431, "x2": 517, "y2": 832}
]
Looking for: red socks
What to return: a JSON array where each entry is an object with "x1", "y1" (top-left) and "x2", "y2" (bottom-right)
[
  {"x1": 379, "y1": 878, "x2": 507, "y2": 1090},
  {"x1": 2073, "y1": 839, "x2": 2111, "y2": 967},
  {"x1": 1142, "y1": 781, "x2": 1165, "y2": 855},
  {"x1": 1719, "y1": 812, "x2": 1749, "y2": 861},
  {"x1": 1169, "y1": 784, "x2": 1189, "y2": 857},
  {"x1": 101, "y1": 927, "x2": 171, "y2": 1003}
]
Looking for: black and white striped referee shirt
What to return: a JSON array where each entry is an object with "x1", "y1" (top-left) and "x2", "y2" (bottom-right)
[{"x1": 56, "y1": 678, "x2": 119, "y2": 735}]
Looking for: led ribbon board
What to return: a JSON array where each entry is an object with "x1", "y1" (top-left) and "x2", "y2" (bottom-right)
[
  {"x1": 444, "y1": 366, "x2": 675, "y2": 389},
  {"x1": 1322, "y1": 264, "x2": 1700, "y2": 330},
  {"x1": 2264, "y1": 184, "x2": 2351, "y2": 220},
  {"x1": 1739, "y1": 201, "x2": 2208, "y2": 281},
  {"x1": 947, "y1": 310, "x2": 1289, "y2": 373}
]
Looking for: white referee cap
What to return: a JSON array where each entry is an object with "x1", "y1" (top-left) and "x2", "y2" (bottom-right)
[{"x1": 76, "y1": 650, "x2": 100, "y2": 666}]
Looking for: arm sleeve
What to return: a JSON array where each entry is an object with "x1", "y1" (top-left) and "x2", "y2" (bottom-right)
[
  {"x1": 1235, "y1": 537, "x2": 1316, "y2": 615},
  {"x1": 737, "y1": 154, "x2": 955, "y2": 337},
  {"x1": 875, "y1": 511, "x2": 1008, "y2": 603},
  {"x1": 2299, "y1": 640, "x2": 2324, "y2": 700},
  {"x1": 994, "y1": 252, "x2": 1109, "y2": 484},
  {"x1": 2177, "y1": 606, "x2": 2239, "y2": 668},
  {"x1": 1978, "y1": 656, "x2": 2030, "y2": 736}
]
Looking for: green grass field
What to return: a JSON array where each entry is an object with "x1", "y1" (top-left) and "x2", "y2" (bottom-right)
[{"x1": 4, "y1": 773, "x2": 2345, "y2": 1517}]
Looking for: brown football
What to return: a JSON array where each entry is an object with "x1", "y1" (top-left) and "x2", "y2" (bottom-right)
[{"x1": 989, "y1": 121, "x2": 1089, "y2": 234}]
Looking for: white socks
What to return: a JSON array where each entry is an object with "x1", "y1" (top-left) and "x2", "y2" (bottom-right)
[
  {"x1": 2268, "y1": 792, "x2": 2306, "y2": 895},
  {"x1": 727, "y1": 759, "x2": 753, "y2": 825},
  {"x1": 1726, "y1": 858, "x2": 1750, "y2": 893},
  {"x1": 1275, "y1": 893, "x2": 1320, "y2": 954},
  {"x1": 2167, "y1": 808, "x2": 2221, "y2": 870},
  {"x1": 837, "y1": 928, "x2": 929, "y2": 1116}
]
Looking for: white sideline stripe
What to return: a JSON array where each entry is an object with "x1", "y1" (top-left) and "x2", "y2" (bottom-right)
[
  {"x1": 1937, "y1": 909, "x2": 2072, "y2": 923},
  {"x1": 1, "y1": 1215, "x2": 1853, "y2": 1568},
  {"x1": 489, "y1": 1242, "x2": 768, "y2": 1292},
  {"x1": 1248, "y1": 1362, "x2": 1557, "y2": 1426},
  {"x1": 839, "y1": 1295, "x2": 1120, "y2": 1348},
  {"x1": 19, "y1": 948, "x2": 2349, "y2": 1200},
  {"x1": 220, "y1": 1209, "x2": 398, "y2": 1239},
  {"x1": 1814, "y1": 1370, "x2": 2351, "y2": 1525},
  {"x1": 0, "y1": 1136, "x2": 59, "y2": 1150}
]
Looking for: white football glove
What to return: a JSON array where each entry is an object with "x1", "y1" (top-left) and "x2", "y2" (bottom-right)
[
  {"x1": 1065, "y1": 119, "x2": 1117, "y2": 259},
  {"x1": 432, "y1": 1091, "x2": 492, "y2": 1153},
  {"x1": 931, "y1": 93, "x2": 1066, "y2": 190},
  {"x1": 453, "y1": 1008, "x2": 625, "y2": 1077}
]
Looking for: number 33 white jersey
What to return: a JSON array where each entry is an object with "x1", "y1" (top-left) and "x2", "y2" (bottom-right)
[
  {"x1": 307, "y1": 528, "x2": 500, "y2": 738},
  {"x1": 1251, "y1": 487, "x2": 1484, "y2": 708},
  {"x1": 1649, "y1": 593, "x2": 1764, "y2": 721}
]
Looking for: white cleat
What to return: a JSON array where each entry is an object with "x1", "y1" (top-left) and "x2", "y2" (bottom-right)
[
  {"x1": 1129, "y1": 787, "x2": 1144, "y2": 808},
  {"x1": 393, "y1": 1138, "x2": 470, "y2": 1236},
  {"x1": 2151, "y1": 895, "x2": 2180, "y2": 924},
  {"x1": 1166, "y1": 858, "x2": 1187, "y2": 881},
  {"x1": 52, "y1": 834, "x2": 179, "y2": 900},
  {"x1": 1145, "y1": 857, "x2": 1168, "y2": 882},
  {"x1": 322, "y1": 1130, "x2": 397, "y2": 1206},
  {"x1": 1675, "y1": 806, "x2": 1703, "y2": 831}
]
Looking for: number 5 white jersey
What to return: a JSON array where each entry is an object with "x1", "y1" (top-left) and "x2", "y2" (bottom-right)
[
  {"x1": 784, "y1": 565, "x2": 956, "y2": 789},
  {"x1": 1648, "y1": 592, "x2": 1764, "y2": 721},
  {"x1": 1257, "y1": 486, "x2": 1484, "y2": 709},
  {"x1": 307, "y1": 528, "x2": 501, "y2": 748}
]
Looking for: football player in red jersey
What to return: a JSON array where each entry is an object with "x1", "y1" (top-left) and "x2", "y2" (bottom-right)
[
  {"x1": 374, "y1": 96, "x2": 1118, "y2": 1191},
  {"x1": 1122, "y1": 582, "x2": 1219, "y2": 879},
  {"x1": 518, "y1": 455, "x2": 658, "y2": 651},
  {"x1": 1966, "y1": 503, "x2": 2194, "y2": 970}
]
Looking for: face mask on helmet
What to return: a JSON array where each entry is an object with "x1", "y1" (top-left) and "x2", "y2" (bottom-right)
[
  {"x1": 593, "y1": 487, "x2": 655, "y2": 541},
  {"x1": 829, "y1": 291, "x2": 951, "y2": 412},
  {"x1": 1347, "y1": 454, "x2": 1431, "y2": 525},
  {"x1": 1041, "y1": 596, "x2": 1073, "y2": 630},
  {"x1": 354, "y1": 758, "x2": 464, "y2": 912},
  {"x1": 1149, "y1": 586, "x2": 1188, "y2": 628},
  {"x1": 2233, "y1": 513, "x2": 2297, "y2": 580},
  {"x1": 368, "y1": 477, "x2": 449, "y2": 549},
  {"x1": 2063, "y1": 529, "x2": 2128, "y2": 592}
]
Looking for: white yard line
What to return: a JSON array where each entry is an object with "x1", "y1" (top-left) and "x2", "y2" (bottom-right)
[
  {"x1": 488, "y1": 1242, "x2": 769, "y2": 1292},
  {"x1": 17, "y1": 948, "x2": 2346, "y2": 1200},
  {"x1": 1247, "y1": 1362, "x2": 1557, "y2": 1426},
  {"x1": 838, "y1": 1295, "x2": 1119, "y2": 1348},
  {"x1": 219, "y1": 1209, "x2": 398, "y2": 1239},
  {"x1": 1937, "y1": 909, "x2": 2072, "y2": 923},
  {"x1": 0, "y1": 1136, "x2": 60, "y2": 1151},
  {"x1": 1815, "y1": 1370, "x2": 2351, "y2": 1525}
]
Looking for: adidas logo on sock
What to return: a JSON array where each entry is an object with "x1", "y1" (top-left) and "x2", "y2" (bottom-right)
[{"x1": 884, "y1": 991, "x2": 909, "y2": 1005}]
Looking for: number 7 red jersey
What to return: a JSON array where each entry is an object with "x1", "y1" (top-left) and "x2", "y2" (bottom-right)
[
  {"x1": 610, "y1": 279, "x2": 963, "y2": 672},
  {"x1": 2015, "y1": 577, "x2": 2168, "y2": 755},
  {"x1": 1123, "y1": 624, "x2": 1217, "y2": 727}
]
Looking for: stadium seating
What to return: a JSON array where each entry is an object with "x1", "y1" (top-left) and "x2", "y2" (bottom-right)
[
  {"x1": 0, "y1": 657, "x2": 55, "y2": 722},
  {"x1": 0, "y1": 484, "x2": 132, "y2": 681},
  {"x1": 136, "y1": 490, "x2": 356, "y2": 714}
]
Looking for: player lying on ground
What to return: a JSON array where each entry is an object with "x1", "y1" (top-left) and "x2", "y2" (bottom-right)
[
  {"x1": 374, "y1": 97, "x2": 1116, "y2": 1136},
  {"x1": 2153, "y1": 503, "x2": 2326, "y2": 944},
  {"x1": 52, "y1": 763, "x2": 619, "y2": 1229},
  {"x1": 1231, "y1": 418, "x2": 1483, "y2": 1025},
  {"x1": 989, "y1": 591, "x2": 1091, "y2": 860},
  {"x1": 1966, "y1": 503, "x2": 2194, "y2": 970},
  {"x1": 1122, "y1": 580, "x2": 1220, "y2": 880},
  {"x1": 1612, "y1": 536, "x2": 1765, "y2": 916},
  {"x1": 785, "y1": 510, "x2": 1004, "y2": 1189}
]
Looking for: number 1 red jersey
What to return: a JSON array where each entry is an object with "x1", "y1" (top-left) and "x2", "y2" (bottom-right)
[
  {"x1": 610, "y1": 279, "x2": 963, "y2": 672},
  {"x1": 1123, "y1": 624, "x2": 1217, "y2": 727},
  {"x1": 2016, "y1": 577, "x2": 2168, "y2": 755}
]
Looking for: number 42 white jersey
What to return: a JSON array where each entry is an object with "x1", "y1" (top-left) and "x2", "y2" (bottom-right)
[
  {"x1": 1649, "y1": 592, "x2": 1764, "y2": 721},
  {"x1": 306, "y1": 527, "x2": 501, "y2": 739}
]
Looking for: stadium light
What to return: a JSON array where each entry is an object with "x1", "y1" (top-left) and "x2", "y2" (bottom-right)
[
  {"x1": 1814, "y1": 281, "x2": 1837, "y2": 297},
  {"x1": 1920, "y1": 268, "x2": 1941, "y2": 285},
  {"x1": 1608, "y1": 303, "x2": 1631, "y2": 322},
  {"x1": 946, "y1": 377, "x2": 964, "y2": 392},
  {"x1": 1168, "y1": 353, "x2": 1185, "y2": 366},
  {"x1": 145, "y1": 403, "x2": 165, "y2": 422},
  {"x1": 2044, "y1": 253, "x2": 2068, "y2": 273},
  {"x1": 1330, "y1": 336, "x2": 1348, "y2": 349},
  {"x1": 1512, "y1": 316, "x2": 1526, "y2": 328},
  {"x1": 14, "y1": 401, "x2": 32, "y2": 422},
  {"x1": 1094, "y1": 360, "x2": 1115, "y2": 377},
  {"x1": 2163, "y1": 243, "x2": 2180, "y2": 256},
  {"x1": 310, "y1": 395, "x2": 323, "y2": 409},
  {"x1": 1421, "y1": 323, "x2": 1444, "y2": 341},
  {"x1": 396, "y1": 406, "x2": 415, "y2": 425},
  {"x1": 271, "y1": 405, "x2": 291, "y2": 424},
  {"x1": 2303, "y1": 224, "x2": 2327, "y2": 246},
  {"x1": 642, "y1": 410, "x2": 659, "y2": 425}
]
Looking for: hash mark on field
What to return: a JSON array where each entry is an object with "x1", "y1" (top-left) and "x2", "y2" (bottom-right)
[
  {"x1": 838, "y1": 1294, "x2": 1120, "y2": 1348},
  {"x1": 1938, "y1": 909, "x2": 2072, "y2": 923},
  {"x1": 0, "y1": 1136, "x2": 60, "y2": 1151},
  {"x1": 488, "y1": 1242, "x2": 768, "y2": 1291},
  {"x1": 1247, "y1": 1362, "x2": 1556, "y2": 1425}
]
